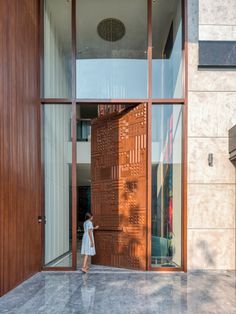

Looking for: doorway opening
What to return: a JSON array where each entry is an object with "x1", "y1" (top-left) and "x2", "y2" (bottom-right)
[
  {"x1": 42, "y1": 103, "x2": 184, "y2": 271},
  {"x1": 76, "y1": 104, "x2": 97, "y2": 269},
  {"x1": 42, "y1": 103, "x2": 148, "y2": 270},
  {"x1": 76, "y1": 103, "x2": 148, "y2": 270}
]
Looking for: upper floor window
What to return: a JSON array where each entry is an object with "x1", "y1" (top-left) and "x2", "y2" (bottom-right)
[{"x1": 43, "y1": 0, "x2": 184, "y2": 100}]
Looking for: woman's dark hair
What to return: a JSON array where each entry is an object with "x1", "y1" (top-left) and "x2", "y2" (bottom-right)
[{"x1": 85, "y1": 212, "x2": 93, "y2": 221}]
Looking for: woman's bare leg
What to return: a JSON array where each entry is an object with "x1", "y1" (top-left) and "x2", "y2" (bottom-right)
[
  {"x1": 82, "y1": 255, "x2": 88, "y2": 272},
  {"x1": 86, "y1": 257, "x2": 89, "y2": 270}
]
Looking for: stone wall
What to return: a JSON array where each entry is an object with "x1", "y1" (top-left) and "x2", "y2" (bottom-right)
[{"x1": 187, "y1": 0, "x2": 236, "y2": 269}]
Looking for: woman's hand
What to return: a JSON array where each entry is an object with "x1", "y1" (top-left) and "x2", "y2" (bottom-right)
[
  {"x1": 94, "y1": 225, "x2": 99, "y2": 230},
  {"x1": 90, "y1": 242, "x2": 94, "y2": 247}
]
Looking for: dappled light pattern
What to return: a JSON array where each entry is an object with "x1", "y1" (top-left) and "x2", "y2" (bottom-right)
[{"x1": 91, "y1": 104, "x2": 147, "y2": 270}]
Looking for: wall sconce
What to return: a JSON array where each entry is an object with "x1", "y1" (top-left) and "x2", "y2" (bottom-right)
[{"x1": 208, "y1": 153, "x2": 213, "y2": 167}]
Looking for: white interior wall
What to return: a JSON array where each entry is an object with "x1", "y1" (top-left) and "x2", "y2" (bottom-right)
[
  {"x1": 44, "y1": 2, "x2": 71, "y2": 264},
  {"x1": 67, "y1": 142, "x2": 91, "y2": 164},
  {"x1": 44, "y1": 2, "x2": 70, "y2": 98},
  {"x1": 44, "y1": 105, "x2": 71, "y2": 264},
  {"x1": 76, "y1": 59, "x2": 148, "y2": 99},
  {"x1": 76, "y1": 58, "x2": 182, "y2": 99}
]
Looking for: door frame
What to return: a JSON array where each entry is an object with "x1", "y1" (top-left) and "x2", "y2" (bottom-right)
[{"x1": 40, "y1": 0, "x2": 188, "y2": 272}]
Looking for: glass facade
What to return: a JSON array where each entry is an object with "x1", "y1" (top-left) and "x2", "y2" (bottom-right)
[
  {"x1": 42, "y1": 0, "x2": 185, "y2": 270},
  {"x1": 151, "y1": 105, "x2": 183, "y2": 267},
  {"x1": 43, "y1": 0, "x2": 184, "y2": 101},
  {"x1": 43, "y1": 104, "x2": 72, "y2": 267},
  {"x1": 43, "y1": 0, "x2": 72, "y2": 98},
  {"x1": 152, "y1": 0, "x2": 183, "y2": 98},
  {"x1": 76, "y1": 0, "x2": 148, "y2": 99}
]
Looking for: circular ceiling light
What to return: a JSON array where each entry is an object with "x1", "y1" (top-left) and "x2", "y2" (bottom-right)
[{"x1": 97, "y1": 18, "x2": 126, "y2": 42}]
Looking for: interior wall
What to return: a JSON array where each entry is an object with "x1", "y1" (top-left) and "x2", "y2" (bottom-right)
[
  {"x1": 0, "y1": 0, "x2": 41, "y2": 296},
  {"x1": 43, "y1": 2, "x2": 72, "y2": 265},
  {"x1": 44, "y1": 1, "x2": 71, "y2": 98},
  {"x1": 76, "y1": 60, "x2": 147, "y2": 99},
  {"x1": 44, "y1": 105, "x2": 71, "y2": 264}
]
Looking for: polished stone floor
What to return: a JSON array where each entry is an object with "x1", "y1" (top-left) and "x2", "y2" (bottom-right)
[{"x1": 0, "y1": 270, "x2": 235, "y2": 314}]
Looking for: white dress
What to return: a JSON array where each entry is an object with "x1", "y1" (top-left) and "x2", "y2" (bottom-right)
[{"x1": 81, "y1": 220, "x2": 96, "y2": 256}]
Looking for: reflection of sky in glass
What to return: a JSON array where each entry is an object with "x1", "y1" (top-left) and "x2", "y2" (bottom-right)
[{"x1": 152, "y1": 105, "x2": 182, "y2": 164}]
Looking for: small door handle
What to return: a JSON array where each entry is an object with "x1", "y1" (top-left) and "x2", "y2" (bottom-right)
[{"x1": 38, "y1": 215, "x2": 46, "y2": 224}]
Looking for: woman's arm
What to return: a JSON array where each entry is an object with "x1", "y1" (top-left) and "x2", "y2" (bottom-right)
[{"x1": 88, "y1": 229, "x2": 94, "y2": 247}]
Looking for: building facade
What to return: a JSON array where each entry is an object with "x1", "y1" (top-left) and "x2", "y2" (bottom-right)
[
  {"x1": 187, "y1": 0, "x2": 236, "y2": 270},
  {"x1": 0, "y1": 0, "x2": 235, "y2": 296}
]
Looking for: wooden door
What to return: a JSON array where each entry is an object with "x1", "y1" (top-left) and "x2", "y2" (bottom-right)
[{"x1": 91, "y1": 104, "x2": 147, "y2": 270}]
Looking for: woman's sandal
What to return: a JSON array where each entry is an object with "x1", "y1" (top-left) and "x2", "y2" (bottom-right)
[{"x1": 81, "y1": 267, "x2": 88, "y2": 273}]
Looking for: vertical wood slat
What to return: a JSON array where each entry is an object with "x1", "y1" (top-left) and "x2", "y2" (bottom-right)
[
  {"x1": 0, "y1": 0, "x2": 41, "y2": 296},
  {"x1": 0, "y1": 1, "x2": 9, "y2": 295}
]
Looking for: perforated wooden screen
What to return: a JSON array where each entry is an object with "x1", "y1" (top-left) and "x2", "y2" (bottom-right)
[{"x1": 91, "y1": 104, "x2": 147, "y2": 270}]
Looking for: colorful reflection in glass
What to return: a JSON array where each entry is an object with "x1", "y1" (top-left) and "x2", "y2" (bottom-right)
[{"x1": 152, "y1": 105, "x2": 182, "y2": 267}]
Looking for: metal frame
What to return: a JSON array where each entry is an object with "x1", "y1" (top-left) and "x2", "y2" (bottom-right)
[{"x1": 40, "y1": 0, "x2": 188, "y2": 272}]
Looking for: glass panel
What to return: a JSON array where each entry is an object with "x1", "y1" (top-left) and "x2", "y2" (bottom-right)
[
  {"x1": 44, "y1": 0, "x2": 72, "y2": 98},
  {"x1": 151, "y1": 104, "x2": 182, "y2": 267},
  {"x1": 76, "y1": 0, "x2": 148, "y2": 99},
  {"x1": 43, "y1": 104, "x2": 72, "y2": 267},
  {"x1": 152, "y1": 0, "x2": 183, "y2": 98}
]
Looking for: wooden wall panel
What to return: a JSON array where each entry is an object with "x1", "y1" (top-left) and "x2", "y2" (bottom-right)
[{"x1": 0, "y1": 0, "x2": 41, "y2": 296}]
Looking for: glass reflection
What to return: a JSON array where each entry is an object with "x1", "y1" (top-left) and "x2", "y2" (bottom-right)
[
  {"x1": 152, "y1": 104, "x2": 182, "y2": 267},
  {"x1": 81, "y1": 274, "x2": 96, "y2": 312},
  {"x1": 76, "y1": 0, "x2": 148, "y2": 99},
  {"x1": 152, "y1": 0, "x2": 183, "y2": 98}
]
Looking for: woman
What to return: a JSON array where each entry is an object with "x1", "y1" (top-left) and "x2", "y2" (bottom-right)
[{"x1": 81, "y1": 213, "x2": 99, "y2": 273}]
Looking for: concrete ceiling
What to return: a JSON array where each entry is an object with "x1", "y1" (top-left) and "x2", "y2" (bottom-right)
[
  {"x1": 46, "y1": 0, "x2": 179, "y2": 59},
  {"x1": 76, "y1": 0, "x2": 147, "y2": 58}
]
